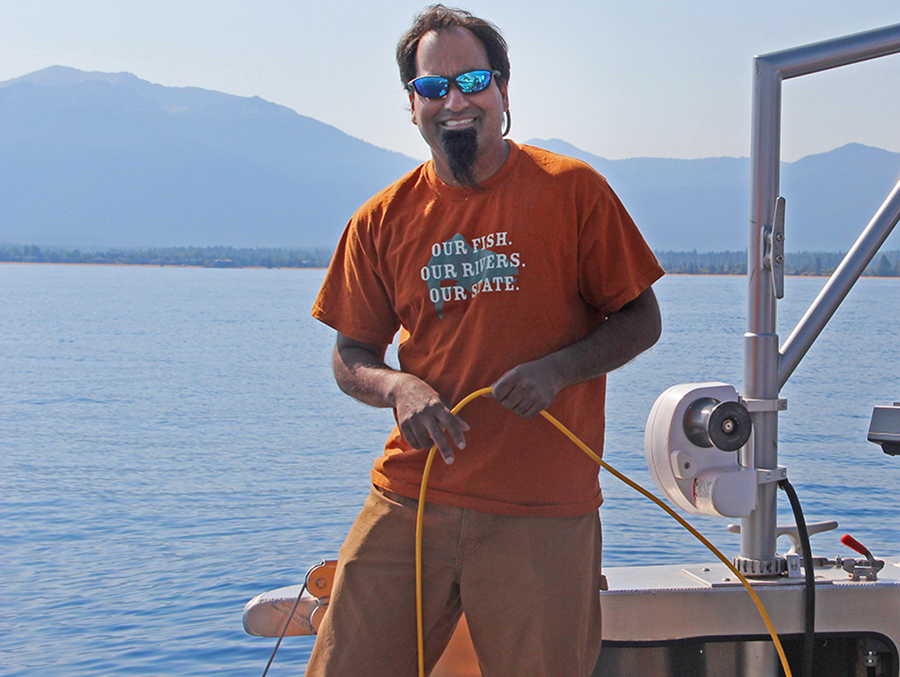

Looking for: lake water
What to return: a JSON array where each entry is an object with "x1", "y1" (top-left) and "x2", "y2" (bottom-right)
[{"x1": 2, "y1": 264, "x2": 898, "y2": 676}]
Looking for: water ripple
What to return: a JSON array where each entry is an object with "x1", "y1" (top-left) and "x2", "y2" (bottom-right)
[{"x1": 1, "y1": 267, "x2": 897, "y2": 676}]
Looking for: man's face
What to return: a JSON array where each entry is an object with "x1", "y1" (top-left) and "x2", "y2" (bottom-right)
[{"x1": 410, "y1": 27, "x2": 509, "y2": 186}]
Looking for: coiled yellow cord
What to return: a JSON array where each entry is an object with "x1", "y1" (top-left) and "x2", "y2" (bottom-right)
[{"x1": 415, "y1": 386, "x2": 792, "y2": 677}]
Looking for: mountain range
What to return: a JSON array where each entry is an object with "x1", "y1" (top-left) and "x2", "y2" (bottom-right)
[{"x1": 2, "y1": 66, "x2": 899, "y2": 252}]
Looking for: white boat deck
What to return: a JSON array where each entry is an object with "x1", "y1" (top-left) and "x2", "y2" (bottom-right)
[{"x1": 600, "y1": 559, "x2": 900, "y2": 643}]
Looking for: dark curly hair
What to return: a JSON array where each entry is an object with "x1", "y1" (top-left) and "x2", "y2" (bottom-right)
[{"x1": 396, "y1": 5, "x2": 510, "y2": 87}]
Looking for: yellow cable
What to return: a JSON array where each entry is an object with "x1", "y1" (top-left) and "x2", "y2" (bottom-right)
[
  {"x1": 415, "y1": 387, "x2": 492, "y2": 677},
  {"x1": 415, "y1": 387, "x2": 793, "y2": 677}
]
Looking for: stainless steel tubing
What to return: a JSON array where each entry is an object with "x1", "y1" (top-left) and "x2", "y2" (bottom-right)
[
  {"x1": 742, "y1": 23, "x2": 900, "y2": 578},
  {"x1": 779, "y1": 177, "x2": 900, "y2": 388},
  {"x1": 763, "y1": 23, "x2": 900, "y2": 80}
]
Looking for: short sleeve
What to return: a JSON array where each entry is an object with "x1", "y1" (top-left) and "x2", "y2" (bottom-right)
[
  {"x1": 311, "y1": 214, "x2": 401, "y2": 347},
  {"x1": 577, "y1": 176, "x2": 664, "y2": 316}
]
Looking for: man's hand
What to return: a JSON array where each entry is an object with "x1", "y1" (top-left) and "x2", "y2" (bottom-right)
[
  {"x1": 391, "y1": 375, "x2": 470, "y2": 464},
  {"x1": 332, "y1": 333, "x2": 468, "y2": 464},
  {"x1": 492, "y1": 287, "x2": 661, "y2": 420},
  {"x1": 491, "y1": 361, "x2": 561, "y2": 420}
]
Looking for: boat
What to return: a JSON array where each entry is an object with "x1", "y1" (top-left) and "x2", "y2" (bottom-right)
[{"x1": 243, "y1": 23, "x2": 900, "y2": 677}]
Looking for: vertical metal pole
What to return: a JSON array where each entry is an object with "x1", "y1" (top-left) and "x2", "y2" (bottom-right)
[
  {"x1": 739, "y1": 57, "x2": 782, "y2": 578},
  {"x1": 739, "y1": 23, "x2": 900, "y2": 577},
  {"x1": 733, "y1": 23, "x2": 900, "y2": 677}
]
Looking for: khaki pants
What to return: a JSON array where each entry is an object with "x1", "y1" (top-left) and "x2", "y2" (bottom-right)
[{"x1": 305, "y1": 486, "x2": 603, "y2": 677}]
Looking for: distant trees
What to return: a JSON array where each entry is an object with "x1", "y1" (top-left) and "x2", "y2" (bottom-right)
[
  {"x1": 654, "y1": 250, "x2": 900, "y2": 276},
  {"x1": 0, "y1": 245, "x2": 334, "y2": 268},
  {"x1": 874, "y1": 253, "x2": 898, "y2": 277},
  {"x1": 1, "y1": 245, "x2": 899, "y2": 276},
  {"x1": 654, "y1": 250, "x2": 748, "y2": 275}
]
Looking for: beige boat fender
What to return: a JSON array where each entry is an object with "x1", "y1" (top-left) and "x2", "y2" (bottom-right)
[
  {"x1": 243, "y1": 560, "x2": 337, "y2": 637},
  {"x1": 244, "y1": 559, "x2": 481, "y2": 676}
]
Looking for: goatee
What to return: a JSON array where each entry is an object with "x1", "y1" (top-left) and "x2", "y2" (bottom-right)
[{"x1": 440, "y1": 128, "x2": 479, "y2": 187}]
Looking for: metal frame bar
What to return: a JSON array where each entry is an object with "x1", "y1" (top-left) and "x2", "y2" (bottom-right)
[
  {"x1": 743, "y1": 23, "x2": 900, "y2": 571},
  {"x1": 739, "y1": 26, "x2": 900, "y2": 675},
  {"x1": 779, "y1": 179, "x2": 900, "y2": 387}
]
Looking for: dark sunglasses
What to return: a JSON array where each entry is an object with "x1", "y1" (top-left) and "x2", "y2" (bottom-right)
[{"x1": 406, "y1": 69, "x2": 500, "y2": 99}]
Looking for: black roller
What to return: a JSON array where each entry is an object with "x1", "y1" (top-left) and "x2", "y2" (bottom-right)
[
  {"x1": 707, "y1": 400, "x2": 752, "y2": 451},
  {"x1": 683, "y1": 398, "x2": 752, "y2": 451}
]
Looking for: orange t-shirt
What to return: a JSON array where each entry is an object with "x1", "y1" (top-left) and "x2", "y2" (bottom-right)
[{"x1": 312, "y1": 141, "x2": 663, "y2": 517}]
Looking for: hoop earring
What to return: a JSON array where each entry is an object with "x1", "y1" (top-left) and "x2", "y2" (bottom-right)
[{"x1": 502, "y1": 110, "x2": 511, "y2": 137}]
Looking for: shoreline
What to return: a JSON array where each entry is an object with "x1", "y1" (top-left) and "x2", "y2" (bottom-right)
[
  {"x1": 0, "y1": 260, "x2": 330, "y2": 270},
  {"x1": 5, "y1": 261, "x2": 900, "y2": 278}
]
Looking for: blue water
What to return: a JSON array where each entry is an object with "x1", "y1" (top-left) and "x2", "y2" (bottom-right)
[{"x1": 1, "y1": 265, "x2": 898, "y2": 676}]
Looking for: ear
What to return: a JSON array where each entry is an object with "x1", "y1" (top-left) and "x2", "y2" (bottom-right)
[
  {"x1": 409, "y1": 92, "x2": 419, "y2": 126},
  {"x1": 498, "y1": 78, "x2": 510, "y2": 112}
]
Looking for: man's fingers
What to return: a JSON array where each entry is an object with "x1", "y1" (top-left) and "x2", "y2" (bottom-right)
[
  {"x1": 435, "y1": 439, "x2": 456, "y2": 465},
  {"x1": 399, "y1": 408, "x2": 469, "y2": 465},
  {"x1": 519, "y1": 401, "x2": 543, "y2": 420},
  {"x1": 491, "y1": 378, "x2": 511, "y2": 401},
  {"x1": 492, "y1": 379, "x2": 527, "y2": 413},
  {"x1": 437, "y1": 410, "x2": 469, "y2": 448},
  {"x1": 492, "y1": 363, "x2": 559, "y2": 419},
  {"x1": 427, "y1": 411, "x2": 469, "y2": 464},
  {"x1": 398, "y1": 419, "x2": 428, "y2": 451},
  {"x1": 497, "y1": 384, "x2": 552, "y2": 420}
]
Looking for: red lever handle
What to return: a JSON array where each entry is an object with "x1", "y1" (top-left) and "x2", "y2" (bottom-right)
[{"x1": 840, "y1": 534, "x2": 871, "y2": 557}]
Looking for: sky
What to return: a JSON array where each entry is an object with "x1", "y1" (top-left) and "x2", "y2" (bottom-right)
[{"x1": 1, "y1": 1, "x2": 899, "y2": 163}]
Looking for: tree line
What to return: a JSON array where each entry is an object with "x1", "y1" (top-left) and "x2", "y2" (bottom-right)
[
  {"x1": 2, "y1": 244, "x2": 899, "y2": 276},
  {"x1": 0, "y1": 245, "x2": 334, "y2": 269},
  {"x1": 654, "y1": 250, "x2": 900, "y2": 277}
]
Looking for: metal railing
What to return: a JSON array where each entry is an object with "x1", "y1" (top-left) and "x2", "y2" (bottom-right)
[
  {"x1": 742, "y1": 22, "x2": 900, "y2": 572},
  {"x1": 738, "y1": 23, "x2": 900, "y2": 677}
]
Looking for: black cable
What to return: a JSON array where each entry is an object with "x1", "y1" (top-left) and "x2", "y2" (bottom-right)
[
  {"x1": 261, "y1": 581, "x2": 309, "y2": 677},
  {"x1": 779, "y1": 479, "x2": 815, "y2": 677}
]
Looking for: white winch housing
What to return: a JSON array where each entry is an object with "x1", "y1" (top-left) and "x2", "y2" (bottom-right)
[{"x1": 644, "y1": 382, "x2": 757, "y2": 518}]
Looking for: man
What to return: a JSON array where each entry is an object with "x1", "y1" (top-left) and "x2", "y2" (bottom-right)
[{"x1": 308, "y1": 5, "x2": 663, "y2": 676}]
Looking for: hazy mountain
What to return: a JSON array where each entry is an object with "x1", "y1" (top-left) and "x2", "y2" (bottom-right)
[
  {"x1": 0, "y1": 66, "x2": 419, "y2": 248},
  {"x1": 531, "y1": 138, "x2": 900, "y2": 252},
  {"x1": 2, "y1": 67, "x2": 899, "y2": 252}
]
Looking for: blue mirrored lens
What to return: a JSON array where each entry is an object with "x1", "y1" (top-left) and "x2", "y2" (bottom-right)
[
  {"x1": 455, "y1": 70, "x2": 492, "y2": 93},
  {"x1": 412, "y1": 77, "x2": 448, "y2": 98}
]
